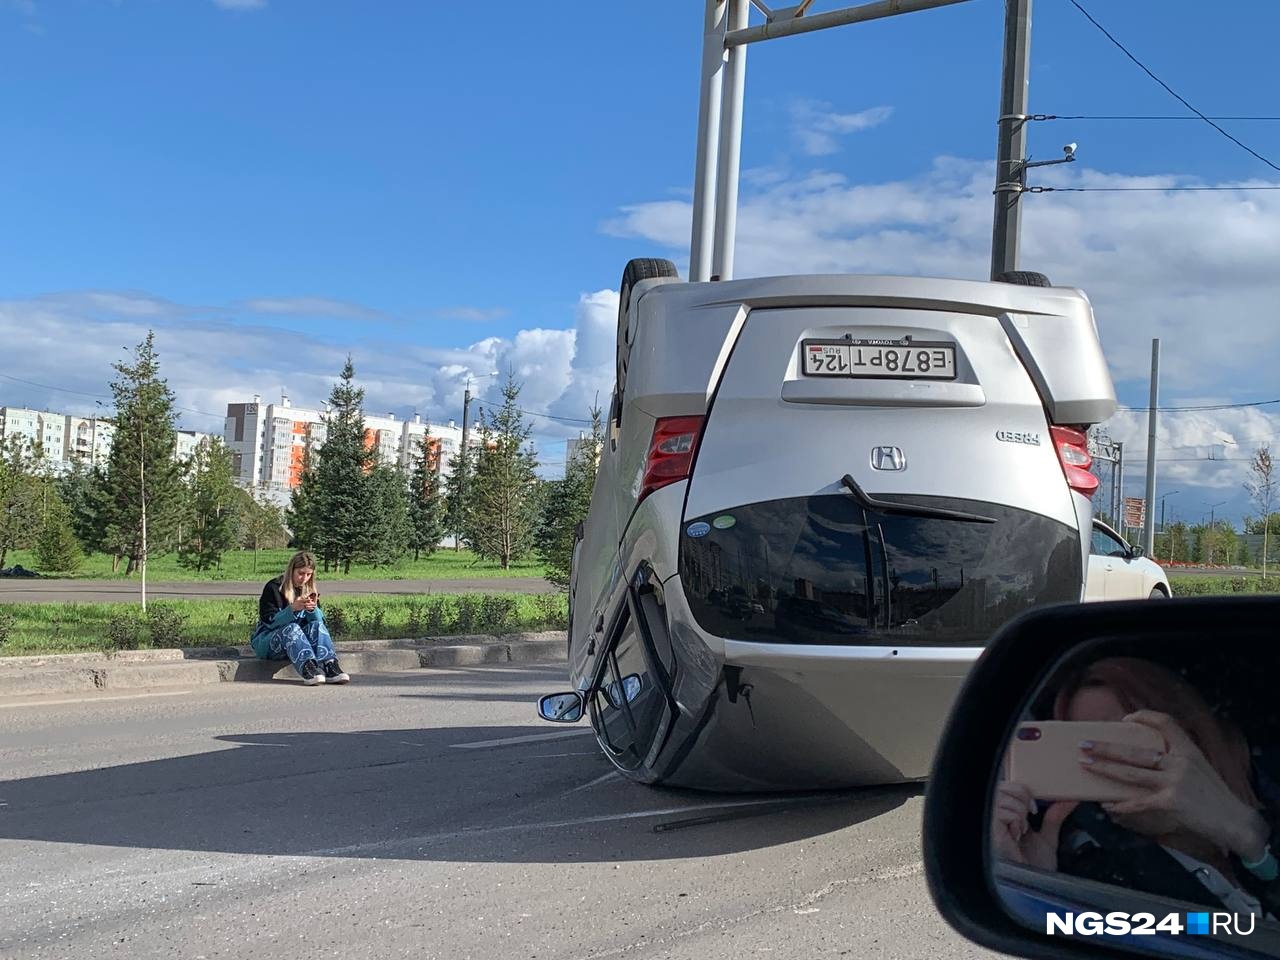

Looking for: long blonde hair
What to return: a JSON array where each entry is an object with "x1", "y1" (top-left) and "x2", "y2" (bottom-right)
[{"x1": 279, "y1": 551, "x2": 317, "y2": 603}]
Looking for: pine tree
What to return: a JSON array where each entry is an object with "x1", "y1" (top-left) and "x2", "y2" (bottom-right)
[
  {"x1": 468, "y1": 374, "x2": 540, "y2": 569},
  {"x1": 286, "y1": 445, "x2": 319, "y2": 552},
  {"x1": 443, "y1": 440, "x2": 474, "y2": 552},
  {"x1": 361, "y1": 463, "x2": 412, "y2": 567},
  {"x1": 408, "y1": 428, "x2": 446, "y2": 560},
  {"x1": 100, "y1": 331, "x2": 186, "y2": 582},
  {"x1": 311, "y1": 357, "x2": 375, "y2": 573},
  {"x1": 179, "y1": 439, "x2": 240, "y2": 571},
  {"x1": 0, "y1": 437, "x2": 43, "y2": 569},
  {"x1": 34, "y1": 487, "x2": 83, "y2": 572},
  {"x1": 537, "y1": 405, "x2": 603, "y2": 588},
  {"x1": 55, "y1": 461, "x2": 104, "y2": 555}
]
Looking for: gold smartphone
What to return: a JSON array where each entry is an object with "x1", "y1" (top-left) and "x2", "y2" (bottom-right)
[{"x1": 1003, "y1": 720, "x2": 1166, "y2": 802}]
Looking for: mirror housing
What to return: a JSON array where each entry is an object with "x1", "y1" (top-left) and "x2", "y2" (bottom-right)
[
  {"x1": 1129, "y1": 543, "x2": 1145, "y2": 559},
  {"x1": 537, "y1": 691, "x2": 585, "y2": 723},
  {"x1": 923, "y1": 596, "x2": 1280, "y2": 960}
]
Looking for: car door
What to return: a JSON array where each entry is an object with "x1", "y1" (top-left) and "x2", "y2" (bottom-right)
[
  {"x1": 1092, "y1": 525, "x2": 1142, "y2": 600},
  {"x1": 1085, "y1": 526, "x2": 1114, "y2": 601}
]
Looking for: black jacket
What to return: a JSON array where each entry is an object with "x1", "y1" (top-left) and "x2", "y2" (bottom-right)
[
  {"x1": 1055, "y1": 751, "x2": 1280, "y2": 917},
  {"x1": 258, "y1": 577, "x2": 299, "y2": 629}
]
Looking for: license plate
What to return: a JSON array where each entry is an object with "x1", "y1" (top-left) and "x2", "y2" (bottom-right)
[{"x1": 802, "y1": 339, "x2": 957, "y2": 380}]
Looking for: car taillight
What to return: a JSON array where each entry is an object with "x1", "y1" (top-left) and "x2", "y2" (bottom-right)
[
  {"x1": 1051, "y1": 426, "x2": 1099, "y2": 497},
  {"x1": 639, "y1": 415, "x2": 704, "y2": 503}
]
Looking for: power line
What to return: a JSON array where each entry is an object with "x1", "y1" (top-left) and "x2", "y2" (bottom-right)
[
  {"x1": 1040, "y1": 114, "x2": 1280, "y2": 122},
  {"x1": 473, "y1": 395, "x2": 595, "y2": 426},
  {"x1": 0, "y1": 371, "x2": 227, "y2": 424},
  {"x1": 1066, "y1": 0, "x2": 1280, "y2": 174},
  {"x1": 1119, "y1": 399, "x2": 1280, "y2": 413},
  {"x1": 1032, "y1": 185, "x2": 1280, "y2": 193}
]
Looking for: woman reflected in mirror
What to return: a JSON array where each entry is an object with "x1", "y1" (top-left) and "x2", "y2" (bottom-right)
[{"x1": 994, "y1": 656, "x2": 1280, "y2": 919}]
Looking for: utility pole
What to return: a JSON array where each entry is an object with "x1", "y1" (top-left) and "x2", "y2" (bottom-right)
[
  {"x1": 1143, "y1": 339, "x2": 1159, "y2": 553},
  {"x1": 990, "y1": 0, "x2": 1032, "y2": 278},
  {"x1": 1115, "y1": 440, "x2": 1125, "y2": 539},
  {"x1": 458, "y1": 380, "x2": 472, "y2": 553}
]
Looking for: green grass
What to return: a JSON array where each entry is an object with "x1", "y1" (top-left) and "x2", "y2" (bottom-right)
[
  {"x1": 0, "y1": 592, "x2": 568, "y2": 657},
  {"x1": 4, "y1": 547, "x2": 548, "y2": 582},
  {"x1": 1169, "y1": 575, "x2": 1280, "y2": 596}
]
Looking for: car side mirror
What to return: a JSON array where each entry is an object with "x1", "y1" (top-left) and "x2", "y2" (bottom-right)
[
  {"x1": 537, "y1": 691, "x2": 585, "y2": 723},
  {"x1": 1129, "y1": 543, "x2": 1145, "y2": 559},
  {"x1": 923, "y1": 596, "x2": 1280, "y2": 960}
]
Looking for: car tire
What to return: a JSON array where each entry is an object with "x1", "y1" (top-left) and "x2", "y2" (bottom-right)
[
  {"x1": 615, "y1": 258, "x2": 680, "y2": 421},
  {"x1": 1149, "y1": 587, "x2": 1168, "y2": 598},
  {"x1": 995, "y1": 270, "x2": 1052, "y2": 287}
]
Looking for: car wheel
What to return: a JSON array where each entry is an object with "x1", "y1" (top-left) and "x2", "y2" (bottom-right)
[
  {"x1": 1149, "y1": 587, "x2": 1168, "y2": 598},
  {"x1": 995, "y1": 270, "x2": 1052, "y2": 287},
  {"x1": 615, "y1": 258, "x2": 679, "y2": 419}
]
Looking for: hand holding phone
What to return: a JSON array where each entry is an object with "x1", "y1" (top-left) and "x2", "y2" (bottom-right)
[{"x1": 1003, "y1": 720, "x2": 1167, "y2": 802}]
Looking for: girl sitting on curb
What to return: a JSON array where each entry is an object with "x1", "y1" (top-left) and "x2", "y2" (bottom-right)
[{"x1": 251, "y1": 551, "x2": 349, "y2": 686}]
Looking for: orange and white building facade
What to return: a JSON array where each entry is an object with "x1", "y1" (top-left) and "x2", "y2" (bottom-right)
[{"x1": 224, "y1": 394, "x2": 463, "y2": 503}]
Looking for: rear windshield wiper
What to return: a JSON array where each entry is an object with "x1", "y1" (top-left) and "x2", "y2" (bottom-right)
[{"x1": 840, "y1": 474, "x2": 997, "y2": 524}]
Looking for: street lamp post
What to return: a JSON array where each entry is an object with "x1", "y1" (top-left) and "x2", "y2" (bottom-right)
[{"x1": 1159, "y1": 490, "x2": 1179, "y2": 532}]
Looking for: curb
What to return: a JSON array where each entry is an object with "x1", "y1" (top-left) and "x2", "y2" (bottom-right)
[{"x1": 0, "y1": 632, "x2": 568, "y2": 698}]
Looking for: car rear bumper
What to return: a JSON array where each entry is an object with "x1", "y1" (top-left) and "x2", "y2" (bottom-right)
[{"x1": 643, "y1": 578, "x2": 984, "y2": 791}]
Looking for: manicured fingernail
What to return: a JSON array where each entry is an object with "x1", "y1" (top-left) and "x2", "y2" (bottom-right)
[
  {"x1": 1079, "y1": 754, "x2": 1095, "y2": 765},
  {"x1": 1079, "y1": 740, "x2": 1095, "y2": 750}
]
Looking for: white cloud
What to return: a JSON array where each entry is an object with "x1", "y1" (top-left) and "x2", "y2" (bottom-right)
[
  {"x1": 791, "y1": 101, "x2": 893, "y2": 156},
  {"x1": 0, "y1": 288, "x2": 607, "y2": 477},
  {"x1": 428, "y1": 307, "x2": 510, "y2": 323},
  {"x1": 602, "y1": 155, "x2": 1280, "y2": 523},
  {"x1": 240, "y1": 297, "x2": 385, "y2": 321}
]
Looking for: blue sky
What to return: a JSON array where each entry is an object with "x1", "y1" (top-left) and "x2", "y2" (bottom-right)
[{"x1": 3, "y1": 0, "x2": 1278, "y2": 525}]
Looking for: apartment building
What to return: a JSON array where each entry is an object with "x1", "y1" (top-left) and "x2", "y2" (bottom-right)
[
  {"x1": 0, "y1": 406, "x2": 69, "y2": 467},
  {"x1": 1, "y1": 405, "x2": 211, "y2": 474},
  {"x1": 63, "y1": 416, "x2": 116, "y2": 467},
  {"x1": 224, "y1": 394, "x2": 464, "y2": 500}
]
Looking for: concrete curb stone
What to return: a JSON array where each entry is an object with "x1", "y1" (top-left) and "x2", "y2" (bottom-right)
[{"x1": 0, "y1": 630, "x2": 568, "y2": 697}]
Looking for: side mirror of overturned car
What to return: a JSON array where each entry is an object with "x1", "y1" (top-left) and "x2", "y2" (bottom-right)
[{"x1": 923, "y1": 595, "x2": 1280, "y2": 960}]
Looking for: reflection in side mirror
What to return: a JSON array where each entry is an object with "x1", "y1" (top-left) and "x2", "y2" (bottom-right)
[
  {"x1": 990, "y1": 629, "x2": 1280, "y2": 953},
  {"x1": 604, "y1": 674, "x2": 642, "y2": 709},
  {"x1": 1129, "y1": 543, "x2": 1145, "y2": 558},
  {"x1": 537, "y1": 691, "x2": 585, "y2": 723},
  {"x1": 924, "y1": 596, "x2": 1280, "y2": 960}
]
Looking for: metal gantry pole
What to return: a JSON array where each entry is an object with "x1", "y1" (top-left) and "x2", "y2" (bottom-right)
[
  {"x1": 990, "y1": 0, "x2": 1032, "y2": 279},
  {"x1": 687, "y1": 0, "x2": 976, "y2": 282},
  {"x1": 711, "y1": 0, "x2": 750, "y2": 281},
  {"x1": 1143, "y1": 339, "x2": 1159, "y2": 552},
  {"x1": 690, "y1": 0, "x2": 728, "y2": 282}
]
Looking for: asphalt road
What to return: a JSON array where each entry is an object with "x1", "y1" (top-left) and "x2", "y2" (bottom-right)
[
  {"x1": 0, "y1": 576, "x2": 555, "y2": 604},
  {"x1": 0, "y1": 665, "x2": 1006, "y2": 960}
]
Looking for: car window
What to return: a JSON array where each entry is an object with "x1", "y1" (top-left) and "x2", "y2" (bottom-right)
[
  {"x1": 1090, "y1": 527, "x2": 1126, "y2": 557},
  {"x1": 680, "y1": 494, "x2": 1082, "y2": 647}
]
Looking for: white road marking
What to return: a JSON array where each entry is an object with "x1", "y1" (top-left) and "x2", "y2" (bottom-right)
[
  {"x1": 0, "y1": 690, "x2": 194, "y2": 709},
  {"x1": 449, "y1": 728, "x2": 594, "y2": 749},
  {"x1": 311, "y1": 795, "x2": 837, "y2": 858},
  {"x1": 562, "y1": 770, "x2": 620, "y2": 795}
]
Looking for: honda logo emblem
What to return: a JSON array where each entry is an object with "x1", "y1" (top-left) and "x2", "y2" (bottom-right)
[{"x1": 871, "y1": 446, "x2": 906, "y2": 471}]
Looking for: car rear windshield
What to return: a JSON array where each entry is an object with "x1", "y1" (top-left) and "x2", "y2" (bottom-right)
[{"x1": 679, "y1": 494, "x2": 1080, "y2": 646}]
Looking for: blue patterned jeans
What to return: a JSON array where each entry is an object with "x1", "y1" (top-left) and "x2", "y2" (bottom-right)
[{"x1": 252, "y1": 619, "x2": 335, "y2": 677}]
